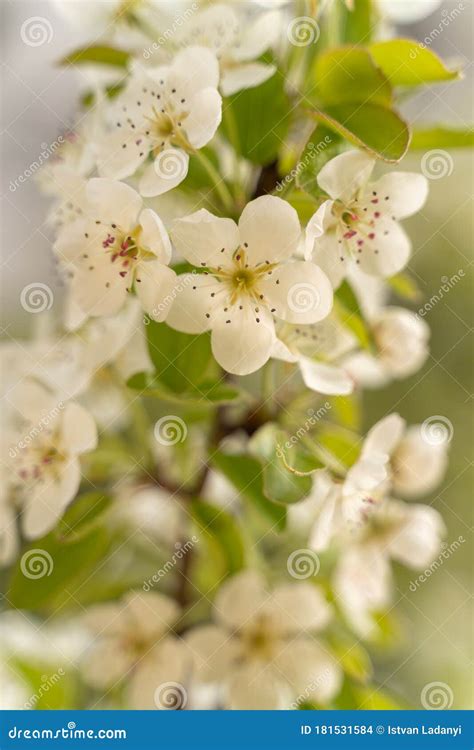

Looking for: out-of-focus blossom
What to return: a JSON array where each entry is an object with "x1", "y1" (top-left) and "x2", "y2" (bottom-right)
[{"x1": 186, "y1": 570, "x2": 341, "y2": 709}]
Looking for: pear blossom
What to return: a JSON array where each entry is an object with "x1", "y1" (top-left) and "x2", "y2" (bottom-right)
[
  {"x1": 180, "y1": 3, "x2": 281, "y2": 96},
  {"x1": 167, "y1": 196, "x2": 333, "y2": 375},
  {"x1": 97, "y1": 47, "x2": 222, "y2": 196},
  {"x1": 81, "y1": 591, "x2": 189, "y2": 709},
  {"x1": 272, "y1": 316, "x2": 355, "y2": 395},
  {"x1": 186, "y1": 570, "x2": 341, "y2": 709},
  {"x1": 6, "y1": 381, "x2": 97, "y2": 540},
  {"x1": 54, "y1": 178, "x2": 176, "y2": 319},
  {"x1": 334, "y1": 499, "x2": 445, "y2": 637},
  {"x1": 305, "y1": 150, "x2": 429, "y2": 287},
  {"x1": 344, "y1": 306, "x2": 430, "y2": 387},
  {"x1": 52, "y1": 0, "x2": 166, "y2": 40}
]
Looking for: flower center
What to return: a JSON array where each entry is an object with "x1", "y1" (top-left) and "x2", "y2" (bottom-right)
[{"x1": 240, "y1": 615, "x2": 282, "y2": 661}]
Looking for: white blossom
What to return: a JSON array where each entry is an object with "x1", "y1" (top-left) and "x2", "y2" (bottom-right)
[
  {"x1": 54, "y1": 178, "x2": 176, "y2": 319},
  {"x1": 81, "y1": 591, "x2": 189, "y2": 708},
  {"x1": 180, "y1": 3, "x2": 281, "y2": 95},
  {"x1": 97, "y1": 47, "x2": 222, "y2": 196},
  {"x1": 167, "y1": 196, "x2": 333, "y2": 375},
  {"x1": 186, "y1": 570, "x2": 341, "y2": 709},
  {"x1": 305, "y1": 150, "x2": 428, "y2": 286}
]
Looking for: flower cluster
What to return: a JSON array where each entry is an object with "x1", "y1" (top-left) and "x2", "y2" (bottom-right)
[{"x1": 1, "y1": 0, "x2": 461, "y2": 713}]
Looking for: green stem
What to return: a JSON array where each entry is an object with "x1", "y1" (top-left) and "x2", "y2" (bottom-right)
[{"x1": 193, "y1": 149, "x2": 235, "y2": 213}]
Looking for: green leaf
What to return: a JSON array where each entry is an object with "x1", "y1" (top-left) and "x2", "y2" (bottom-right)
[
  {"x1": 314, "y1": 47, "x2": 392, "y2": 107},
  {"x1": 60, "y1": 45, "x2": 130, "y2": 68},
  {"x1": 331, "y1": 640, "x2": 373, "y2": 683},
  {"x1": 334, "y1": 280, "x2": 373, "y2": 351},
  {"x1": 145, "y1": 321, "x2": 215, "y2": 394},
  {"x1": 127, "y1": 372, "x2": 242, "y2": 406},
  {"x1": 387, "y1": 272, "x2": 422, "y2": 302},
  {"x1": 410, "y1": 125, "x2": 474, "y2": 150},
  {"x1": 318, "y1": 427, "x2": 361, "y2": 468},
  {"x1": 309, "y1": 102, "x2": 410, "y2": 163},
  {"x1": 369, "y1": 39, "x2": 460, "y2": 86},
  {"x1": 249, "y1": 424, "x2": 316, "y2": 504},
  {"x1": 191, "y1": 500, "x2": 245, "y2": 576},
  {"x1": 212, "y1": 451, "x2": 286, "y2": 530},
  {"x1": 340, "y1": 0, "x2": 376, "y2": 45},
  {"x1": 11, "y1": 658, "x2": 79, "y2": 709},
  {"x1": 223, "y1": 72, "x2": 291, "y2": 165},
  {"x1": 57, "y1": 491, "x2": 113, "y2": 541}
]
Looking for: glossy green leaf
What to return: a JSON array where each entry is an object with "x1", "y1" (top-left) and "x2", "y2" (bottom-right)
[
  {"x1": 212, "y1": 451, "x2": 286, "y2": 530},
  {"x1": 388, "y1": 272, "x2": 422, "y2": 302},
  {"x1": 127, "y1": 371, "x2": 241, "y2": 406},
  {"x1": 410, "y1": 126, "x2": 474, "y2": 150},
  {"x1": 309, "y1": 102, "x2": 410, "y2": 163},
  {"x1": 314, "y1": 47, "x2": 392, "y2": 106},
  {"x1": 332, "y1": 640, "x2": 373, "y2": 683},
  {"x1": 145, "y1": 321, "x2": 215, "y2": 394},
  {"x1": 340, "y1": 0, "x2": 376, "y2": 45},
  {"x1": 334, "y1": 281, "x2": 374, "y2": 351},
  {"x1": 223, "y1": 72, "x2": 291, "y2": 165},
  {"x1": 370, "y1": 39, "x2": 460, "y2": 86},
  {"x1": 191, "y1": 499, "x2": 245, "y2": 576},
  {"x1": 57, "y1": 491, "x2": 113, "y2": 541},
  {"x1": 60, "y1": 45, "x2": 130, "y2": 68}
]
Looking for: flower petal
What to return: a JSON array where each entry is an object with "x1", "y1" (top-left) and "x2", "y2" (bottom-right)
[
  {"x1": 369, "y1": 171, "x2": 429, "y2": 219},
  {"x1": 211, "y1": 302, "x2": 275, "y2": 375},
  {"x1": 270, "y1": 583, "x2": 332, "y2": 634},
  {"x1": 166, "y1": 273, "x2": 221, "y2": 334},
  {"x1": 135, "y1": 261, "x2": 177, "y2": 321},
  {"x1": 231, "y1": 11, "x2": 281, "y2": 61},
  {"x1": 71, "y1": 254, "x2": 129, "y2": 317},
  {"x1": 169, "y1": 46, "x2": 220, "y2": 93},
  {"x1": 220, "y1": 63, "x2": 276, "y2": 96},
  {"x1": 139, "y1": 209, "x2": 172, "y2": 263},
  {"x1": 128, "y1": 639, "x2": 190, "y2": 710},
  {"x1": 171, "y1": 209, "x2": 239, "y2": 267},
  {"x1": 318, "y1": 150, "x2": 375, "y2": 202},
  {"x1": 185, "y1": 625, "x2": 241, "y2": 683},
  {"x1": 60, "y1": 402, "x2": 97, "y2": 455},
  {"x1": 86, "y1": 178, "x2": 142, "y2": 227},
  {"x1": 239, "y1": 196, "x2": 301, "y2": 264},
  {"x1": 305, "y1": 200, "x2": 334, "y2": 259},
  {"x1": 228, "y1": 662, "x2": 293, "y2": 710},
  {"x1": 362, "y1": 413, "x2": 405, "y2": 459},
  {"x1": 275, "y1": 638, "x2": 343, "y2": 706},
  {"x1": 124, "y1": 591, "x2": 180, "y2": 640},
  {"x1": 96, "y1": 130, "x2": 150, "y2": 181},
  {"x1": 259, "y1": 261, "x2": 333, "y2": 324},
  {"x1": 185, "y1": 88, "x2": 222, "y2": 149},
  {"x1": 391, "y1": 425, "x2": 448, "y2": 498},
  {"x1": 298, "y1": 357, "x2": 354, "y2": 395},
  {"x1": 139, "y1": 151, "x2": 189, "y2": 198},
  {"x1": 214, "y1": 570, "x2": 268, "y2": 630},
  {"x1": 22, "y1": 460, "x2": 81, "y2": 539},
  {"x1": 310, "y1": 229, "x2": 348, "y2": 289}
]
